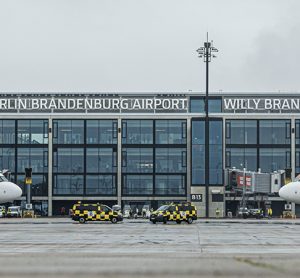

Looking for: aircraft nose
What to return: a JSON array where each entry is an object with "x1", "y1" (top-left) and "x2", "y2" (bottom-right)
[
  {"x1": 10, "y1": 183, "x2": 22, "y2": 198},
  {"x1": 279, "y1": 186, "x2": 288, "y2": 199}
]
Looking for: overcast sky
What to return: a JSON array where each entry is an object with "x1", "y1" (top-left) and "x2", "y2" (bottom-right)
[{"x1": 0, "y1": 0, "x2": 299, "y2": 93}]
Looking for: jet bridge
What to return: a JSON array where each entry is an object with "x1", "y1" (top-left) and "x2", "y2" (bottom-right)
[
  {"x1": 225, "y1": 168, "x2": 286, "y2": 194},
  {"x1": 225, "y1": 168, "x2": 288, "y2": 216}
]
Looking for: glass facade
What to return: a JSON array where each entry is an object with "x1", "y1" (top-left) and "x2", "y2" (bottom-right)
[
  {"x1": 86, "y1": 175, "x2": 116, "y2": 195},
  {"x1": 87, "y1": 120, "x2": 117, "y2": 144},
  {"x1": 53, "y1": 120, "x2": 84, "y2": 144},
  {"x1": 122, "y1": 119, "x2": 187, "y2": 196},
  {"x1": 296, "y1": 149, "x2": 300, "y2": 175},
  {"x1": 226, "y1": 120, "x2": 257, "y2": 145},
  {"x1": 0, "y1": 147, "x2": 15, "y2": 171},
  {"x1": 226, "y1": 119, "x2": 291, "y2": 173},
  {"x1": 155, "y1": 175, "x2": 185, "y2": 195},
  {"x1": 190, "y1": 97, "x2": 222, "y2": 113},
  {"x1": 0, "y1": 120, "x2": 15, "y2": 144},
  {"x1": 191, "y1": 119, "x2": 223, "y2": 185},
  {"x1": 190, "y1": 98, "x2": 205, "y2": 113},
  {"x1": 0, "y1": 96, "x2": 298, "y2": 217},
  {"x1": 54, "y1": 175, "x2": 84, "y2": 195},
  {"x1": 123, "y1": 175, "x2": 153, "y2": 195},
  {"x1": 155, "y1": 120, "x2": 186, "y2": 144},
  {"x1": 296, "y1": 120, "x2": 300, "y2": 175},
  {"x1": 54, "y1": 148, "x2": 84, "y2": 173},
  {"x1": 191, "y1": 121, "x2": 205, "y2": 185},
  {"x1": 17, "y1": 120, "x2": 48, "y2": 144},
  {"x1": 226, "y1": 148, "x2": 257, "y2": 171},
  {"x1": 122, "y1": 120, "x2": 153, "y2": 144},
  {"x1": 209, "y1": 120, "x2": 223, "y2": 184},
  {"x1": 122, "y1": 148, "x2": 153, "y2": 173},
  {"x1": 259, "y1": 120, "x2": 290, "y2": 145},
  {"x1": 17, "y1": 148, "x2": 48, "y2": 173},
  {"x1": 2, "y1": 93, "x2": 300, "y2": 218},
  {"x1": 53, "y1": 119, "x2": 117, "y2": 196},
  {"x1": 86, "y1": 148, "x2": 117, "y2": 173},
  {"x1": 259, "y1": 148, "x2": 291, "y2": 172},
  {"x1": 296, "y1": 120, "x2": 300, "y2": 145},
  {"x1": 0, "y1": 120, "x2": 49, "y2": 196},
  {"x1": 155, "y1": 148, "x2": 186, "y2": 173}
]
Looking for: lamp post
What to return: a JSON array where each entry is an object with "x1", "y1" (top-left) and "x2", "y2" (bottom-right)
[{"x1": 196, "y1": 33, "x2": 218, "y2": 218}]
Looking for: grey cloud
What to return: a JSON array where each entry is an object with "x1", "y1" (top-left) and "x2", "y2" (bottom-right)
[{"x1": 0, "y1": 0, "x2": 299, "y2": 93}]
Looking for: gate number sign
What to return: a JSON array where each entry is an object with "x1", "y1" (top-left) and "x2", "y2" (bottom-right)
[{"x1": 191, "y1": 194, "x2": 202, "y2": 202}]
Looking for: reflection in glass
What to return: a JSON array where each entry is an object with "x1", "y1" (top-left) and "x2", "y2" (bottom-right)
[
  {"x1": 209, "y1": 145, "x2": 223, "y2": 184},
  {"x1": 209, "y1": 120, "x2": 223, "y2": 184},
  {"x1": 190, "y1": 98, "x2": 205, "y2": 113},
  {"x1": 54, "y1": 120, "x2": 84, "y2": 144},
  {"x1": 17, "y1": 148, "x2": 48, "y2": 173},
  {"x1": 296, "y1": 120, "x2": 300, "y2": 145},
  {"x1": 86, "y1": 120, "x2": 117, "y2": 144},
  {"x1": 259, "y1": 148, "x2": 291, "y2": 172},
  {"x1": 123, "y1": 175, "x2": 153, "y2": 195},
  {"x1": 155, "y1": 175, "x2": 185, "y2": 195},
  {"x1": 259, "y1": 120, "x2": 290, "y2": 145},
  {"x1": 208, "y1": 99, "x2": 222, "y2": 113},
  {"x1": 86, "y1": 175, "x2": 116, "y2": 195},
  {"x1": 122, "y1": 148, "x2": 153, "y2": 173},
  {"x1": 122, "y1": 120, "x2": 153, "y2": 144},
  {"x1": 30, "y1": 174, "x2": 48, "y2": 196},
  {"x1": 226, "y1": 148, "x2": 257, "y2": 171},
  {"x1": 192, "y1": 121, "x2": 205, "y2": 144},
  {"x1": 86, "y1": 148, "x2": 116, "y2": 173},
  {"x1": 190, "y1": 98, "x2": 221, "y2": 113},
  {"x1": 296, "y1": 148, "x2": 300, "y2": 175},
  {"x1": 226, "y1": 120, "x2": 257, "y2": 144},
  {"x1": 192, "y1": 120, "x2": 205, "y2": 185},
  {"x1": 18, "y1": 120, "x2": 48, "y2": 144},
  {"x1": 192, "y1": 145, "x2": 205, "y2": 184},
  {"x1": 54, "y1": 148, "x2": 84, "y2": 173},
  {"x1": 0, "y1": 148, "x2": 15, "y2": 172},
  {"x1": 0, "y1": 120, "x2": 15, "y2": 144},
  {"x1": 155, "y1": 148, "x2": 186, "y2": 173},
  {"x1": 209, "y1": 121, "x2": 222, "y2": 145},
  {"x1": 155, "y1": 120, "x2": 186, "y2": 144},
  {"x1": 53, "y1": 175, "x2": 84, "y2": 195}
]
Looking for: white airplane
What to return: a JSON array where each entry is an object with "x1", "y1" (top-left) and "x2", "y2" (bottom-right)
[
  {"x1": 0, "y1": 172, "x2": 22, "y2": 203},
  {"x1": 279, "y1": 181, "x2": 300, "y2": 204}
]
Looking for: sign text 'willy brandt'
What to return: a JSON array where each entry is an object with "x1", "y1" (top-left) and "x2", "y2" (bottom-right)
[
  {"x1": 224, "y1": 98, "x2": 300, "y2": 112},
  {"x1": 0, "y1": 97, "x2": 187, "y2": 113}
]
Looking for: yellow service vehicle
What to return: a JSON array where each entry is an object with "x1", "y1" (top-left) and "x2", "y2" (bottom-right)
[
  {"x1": 150, "y1": 202, "x2": 197, "y2": 224},
  {"x1": 71, "y1": 203, "x2": 123, "y2": 224}
]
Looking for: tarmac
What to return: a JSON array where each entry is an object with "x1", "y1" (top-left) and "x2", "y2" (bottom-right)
[{"x1": 0, "y1": 217, "x2": 300, "y2": 277}]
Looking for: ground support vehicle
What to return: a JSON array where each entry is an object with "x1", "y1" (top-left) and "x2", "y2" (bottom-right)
[
  {"x1": 237, "y1": 207, "x2": 264, "y2": 219},
  {"x1": 0, "y1": 206, "x2": 6, "y2": 218},
  {"x1": 123, "y1": 205, "x2": 131, "y2": 218},
  {"x1": 6, "y1": 206, "x2": 21, "y2": 217},
  {"x1": 71, "y1": 203, "x2": 123, "y2": 224},
  {"x1": 150, "y1": 203, "x2": 197, "y2": 224}
]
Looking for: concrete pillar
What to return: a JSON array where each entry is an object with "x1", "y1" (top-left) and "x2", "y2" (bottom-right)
[
  {"x1": 47, "y1": 118, "x2": 53, "y2": 216},
  {"x1": 186, "y1": 118, "x2": 191, "y2": 201},
  {"x1": 117, "y1": 118, "x2": 122, "y2": 206}
]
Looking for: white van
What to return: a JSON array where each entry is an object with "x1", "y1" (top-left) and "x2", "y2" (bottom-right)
[{"x1": 7, "y1": 206, "x2": 21, "y2": 218}]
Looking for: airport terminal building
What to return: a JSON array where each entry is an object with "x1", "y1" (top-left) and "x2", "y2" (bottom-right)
[{"x1": 0, "y1": 92, "x2": 299, "y2": 217}]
